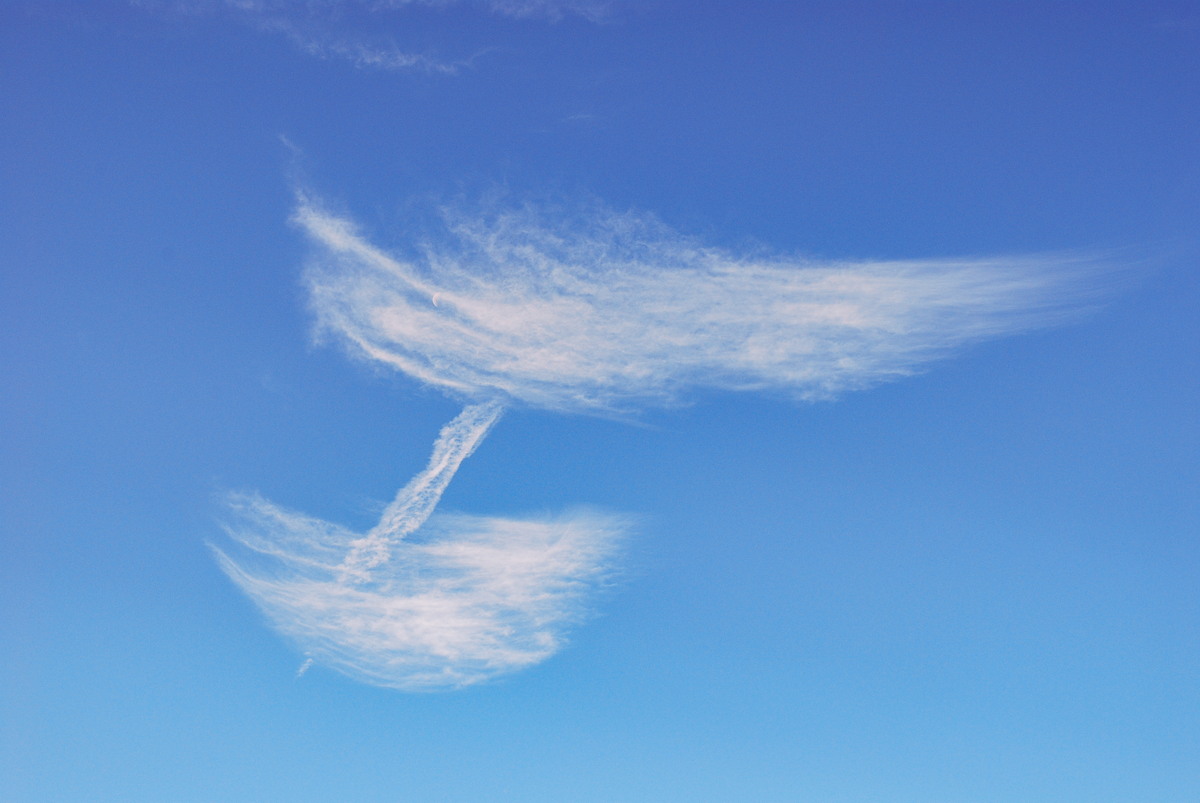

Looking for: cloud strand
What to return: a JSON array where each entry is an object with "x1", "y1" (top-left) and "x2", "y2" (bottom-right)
[{"x1": 339, "y1": 400, "x2": 503, "y2": 580}]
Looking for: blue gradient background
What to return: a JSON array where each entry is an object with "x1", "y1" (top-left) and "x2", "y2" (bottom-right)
[{"x1": 3, "y1": 2, "x2": 1198, "y2": 800}]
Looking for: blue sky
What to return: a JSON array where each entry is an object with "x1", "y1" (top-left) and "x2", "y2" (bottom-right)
[{"x1": 2, "y1": 1, "x2": 1198, "y2": 800}]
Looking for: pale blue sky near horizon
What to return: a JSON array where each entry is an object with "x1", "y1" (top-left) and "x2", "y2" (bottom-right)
[{"x1": 2, "y1": 2, "x2": 1199, "y2": 800}]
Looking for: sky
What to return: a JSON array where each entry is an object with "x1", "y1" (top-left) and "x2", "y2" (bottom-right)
[{"x1": 2, "y1": 1, "x2": 1198, "y2": 800}]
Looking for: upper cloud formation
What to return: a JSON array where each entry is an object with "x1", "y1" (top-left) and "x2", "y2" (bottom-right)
[{"x1": 298, "y1": 195, "x2": 1107, "y2": 414}]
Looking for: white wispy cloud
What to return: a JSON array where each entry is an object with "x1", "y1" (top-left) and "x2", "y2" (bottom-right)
[
  {"x1": 216, "y1": 403, "x2": 628, "y2": 690},
  {"x1": 136, "y1": 0, "x2": 609, "y2": 72},
  {"x1": 298, "y1": 195, "x2": 1108, "y2": 414},
  {"x1": 224, "y1": 188, "x2": 1111, "y2": 691},
  {"x1": 255, "y1": 16, "x2": 469, "y2": 75},
  {"x1": 484, "y1": 0, "x2": 612, "y2": 22}
]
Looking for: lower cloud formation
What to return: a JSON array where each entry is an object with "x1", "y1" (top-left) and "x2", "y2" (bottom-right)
[{"x1": 215, "y1": 404, "x2": 628, "y2": 690}]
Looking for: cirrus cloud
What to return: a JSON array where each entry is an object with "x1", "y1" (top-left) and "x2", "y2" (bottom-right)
[
  {"x1": 134, "y1": 0, "x2": 614, "y2": 73},
  {"x1": 220, "y1": 188, "x2": 1112, "y2": 691},
  {"x1": 299, "y1": 195, "x2": 1108, "y2": 414},
  {"x1": 216, "y1": 402, "x2": 629, "y2": 690}
]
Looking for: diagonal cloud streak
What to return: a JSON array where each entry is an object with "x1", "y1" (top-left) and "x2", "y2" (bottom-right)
[
  {"x1": 339, "y1": 400, "x2": 503, "y2": 580},
  {"x1": 298, "y1": 196, "x2": 1107, "y2": 414},
  {"x1": 215, "y1": 402, "x2": 628, "y2": 690}
]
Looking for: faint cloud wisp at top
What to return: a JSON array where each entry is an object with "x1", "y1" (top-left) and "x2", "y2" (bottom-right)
[{"x1": 135, "y1": 0, "x2": 613, "y2": 73}]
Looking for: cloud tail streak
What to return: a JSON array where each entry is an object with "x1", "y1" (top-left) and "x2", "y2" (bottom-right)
[{"x1": 340, "y1": 400, "x2": 503, "y2": 581}]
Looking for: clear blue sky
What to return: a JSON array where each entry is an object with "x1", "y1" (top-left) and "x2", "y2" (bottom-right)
[{"x1": 2, "y1": 2, "x2": 1198, "y2": 800}]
